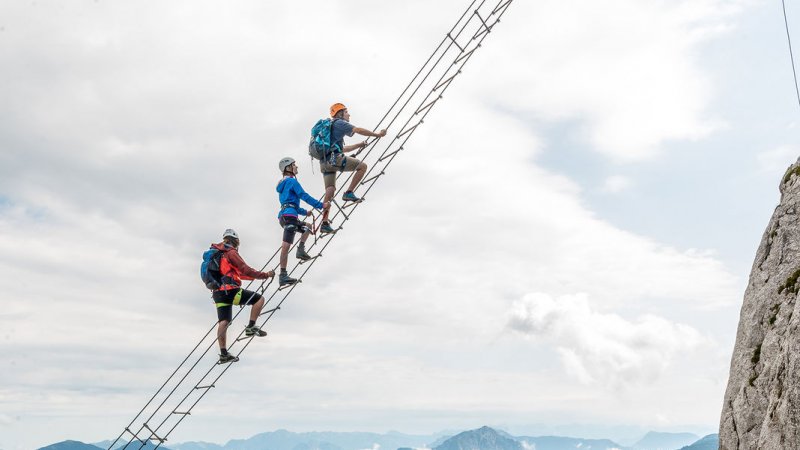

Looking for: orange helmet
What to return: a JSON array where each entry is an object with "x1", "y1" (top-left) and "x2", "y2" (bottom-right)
[{"x1": 330, "y1": 102, "x2": 347, "y2": 117}]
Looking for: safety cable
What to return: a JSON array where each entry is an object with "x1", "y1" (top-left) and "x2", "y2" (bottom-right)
[
  {"x1": 783, "y1": 0, "x2": 800, "y2": 109},
  {"x1": 112, "y1": 1, "x2": 514, "y2": 447}
]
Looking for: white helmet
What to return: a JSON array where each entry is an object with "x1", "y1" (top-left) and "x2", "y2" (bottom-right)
[
  {"x1": 222, "y1": 228, "x2": 239, "y2": 240},
  {"x1": 279, "y1": 157, "x2": 296, "y2": 173}
]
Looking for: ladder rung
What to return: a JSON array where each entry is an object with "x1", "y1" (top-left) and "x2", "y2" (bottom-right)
[
  {"x1": 298, "y1": 254, "x2": 321, "y2": 265},
  {"x1": 415, "y1": 97, "x2": 441, "y2": 115},
  {"x1": 446, "y1": 32, "x2": 465, "y2": 52},
  {"x1": 194, "y1": 384, "x2": 215, "y2": 390},
  {"x1": 474, "y1": 10, "x2": 491, "y2": 31},
  {"x1": 379, "y1": 147, "x2": 403, "y2": 162},
  {"x1": 172, "y1": 411, "x2": 191, "y2": 415},
  {"x1": 259, "y1": 306, "x2": 282, "y2": 316},
  {"x1": 493, "y1": 0, "x2": 512, "y2": 15},
  {"x1": 125, "y1": 427, "x2": 146, "y2": 444},
  {"x1": 343, "y1": 199, "x2": 362, "y2": 210},
  {"x1": 455, "y1": 48, "x2": 475, "y2": 64},
  {"x1": 143, "y1": 424, "x2": 166, "y2": 443},
  {"x1": 278, "y1": 279, "x2": 302, "y2": 291},
  {"x1": 361, "y1": 171, "x2": 385, "y2": 185},
  {"x1": 474, "y1": 25, "x2": 492, "y2": 40},
  {"x1": 397, "y1": 121, "x2": 422, "y2": 139},
  {"x1": 332, "y1": 199, "x2": 351, "y2": 221},
  {"x1": 434, "y1": 71, "x2": 460, "y2": 91}
]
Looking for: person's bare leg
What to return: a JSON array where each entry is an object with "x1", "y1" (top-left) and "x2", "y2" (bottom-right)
[
  {"x1": 280, "y1": 242, "x2": 290, "y2": 269},
  {"x1": 347, "y1": 163, "x2": 367, "y2": 192},
  {"x1": 250, "y1": 297, "x2": 264, "y2": 321},
  {"x1": 322, "y1": 186, "x2": 334, "y2": 223},
  {"x1": 217, "y1": 320, "x2": 229, "y2": 351}
]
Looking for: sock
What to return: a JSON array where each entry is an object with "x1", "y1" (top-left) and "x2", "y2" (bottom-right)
[
  {"x1": 220, "y1": 348, "x2": 228, "y2": 356},
  {"x1": 247, "y1": 320, "x2": 255, "y2": 328},
  {"x1": 281, "y1": 268, "x2": 287, "y2": 275},
  {"x1": 298, "y1": 242, "x2": 305, "y2": 249}
]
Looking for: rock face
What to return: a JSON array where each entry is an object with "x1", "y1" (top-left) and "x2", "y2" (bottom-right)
[{"x1": 720, "y1": 159, "x2": 800, "y2": 449}]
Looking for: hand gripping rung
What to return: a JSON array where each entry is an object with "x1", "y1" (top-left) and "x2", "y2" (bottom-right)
[
  {"x1": 379, "y1": 147, "x2": 403, "y2": 162},
  {"x1": 194, "y1": 384, "x2": 215, "y2": 390},
  {"x1": 397, "y1": 121, "x2": 422, "y2": 139},
  {"x1": 143, "y1": 423, "x2": 166, "y2": 443},
  {"x1": 434, "y1": 72, "x2": 460, "y2": 92},
  {"x1": 259, "y1": 306, "x2": 281, "y2": 316},
  {"x1": 446, "y1": 32, "x2": 465, "y2": 52},
  {"x1": 415, "y1": 97, "x2": 441, "y2": 115},
  {"x1": 361, "y1": 171, "x2": 385, "y2": 185}
]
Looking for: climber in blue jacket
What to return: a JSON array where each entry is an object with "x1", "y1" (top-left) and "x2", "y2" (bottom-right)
[{"x1": 276, "y1": 157, "x2": 329, "y2": 287}]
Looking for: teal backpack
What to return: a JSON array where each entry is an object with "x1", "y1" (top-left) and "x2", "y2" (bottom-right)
[{"x1": 309, "y1": 118, "x2": 341, "y2": 161}]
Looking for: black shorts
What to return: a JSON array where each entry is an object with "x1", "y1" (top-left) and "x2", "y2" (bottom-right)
[
  {"x1": 279, "y1": 215, "x2": 310, "y2": 244},
  {"x1": 212, "y1": 288, "x2": 261, "y2": 322}
]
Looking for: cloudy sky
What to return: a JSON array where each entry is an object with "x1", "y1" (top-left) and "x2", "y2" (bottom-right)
[{"x1": 1, "y1": 0, "x2": 799, "y2": 448}]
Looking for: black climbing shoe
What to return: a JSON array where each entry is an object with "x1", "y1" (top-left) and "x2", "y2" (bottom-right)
[
  {"x1": 244, "y1": 325, "x2": 267, "y2": 337},
  {"x1": 218, "y1": 353, "x2": 239, "y2": 364}
]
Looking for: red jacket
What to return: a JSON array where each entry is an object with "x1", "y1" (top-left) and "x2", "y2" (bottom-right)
[{"x1": 212, "y1": 242, "x2": 270, "y2": 291}]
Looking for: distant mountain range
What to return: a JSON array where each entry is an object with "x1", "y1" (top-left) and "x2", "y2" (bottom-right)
[{"x1": 40, "y1": 426, "x2": 719, "y2": 450}]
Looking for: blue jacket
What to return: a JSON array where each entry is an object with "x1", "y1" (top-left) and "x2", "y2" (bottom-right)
[{"x1": 276, "y1": 176, "x2": 324, "y2": 218}]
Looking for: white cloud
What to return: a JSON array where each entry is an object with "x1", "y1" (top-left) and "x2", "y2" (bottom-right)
[
  {"x1": 0, "y1": 0, "x2": 748, "y2": 447},
  {"x1": 508, "y1": 293, "x2": 712, "y2": 388},
  {"x1": 472, "y1": 0, "x2": 745, "y2": 161},
  {"x1": 600, "y1": 175, "x2": 633, "y2": 193}
]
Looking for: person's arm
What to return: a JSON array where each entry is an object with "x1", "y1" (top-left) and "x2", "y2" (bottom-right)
[
  {"x1": 342, "y1": 141, "x2": 367, "y2": 153},
  {"x1": 293, "y1": 179, "x2": 325, "y2": 210},
  {"x1": 226, "y1": 249, "x2": 272, "y2": 279},
  {"x1": 353, "y1": 127, "x2": 387, "y2": 138}
]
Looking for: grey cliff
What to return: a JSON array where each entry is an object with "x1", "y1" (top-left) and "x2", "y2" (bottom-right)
[{"x1": 720, "y1": 158, "x2": 800, "y2": 449}]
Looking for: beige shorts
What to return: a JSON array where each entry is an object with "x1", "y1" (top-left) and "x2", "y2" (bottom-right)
[{"x1": 320, "y1": 154, "x2": 363, "y2": 188}]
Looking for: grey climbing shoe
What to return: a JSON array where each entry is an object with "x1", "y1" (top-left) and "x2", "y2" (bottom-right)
[
  {"x1": 296, "y1": 243, "x2": 311, "y2": 261},
  {"x1": 320, "y1": 222, "x2": 336, "y2": 234},
  {"x1": 279, "y1": 272, "x2": 297, "y2": 287}
]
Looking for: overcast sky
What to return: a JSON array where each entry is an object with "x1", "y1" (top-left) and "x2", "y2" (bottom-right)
[{"x1": 1, "y1": 0, "x2": 799, "y2": 449}]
